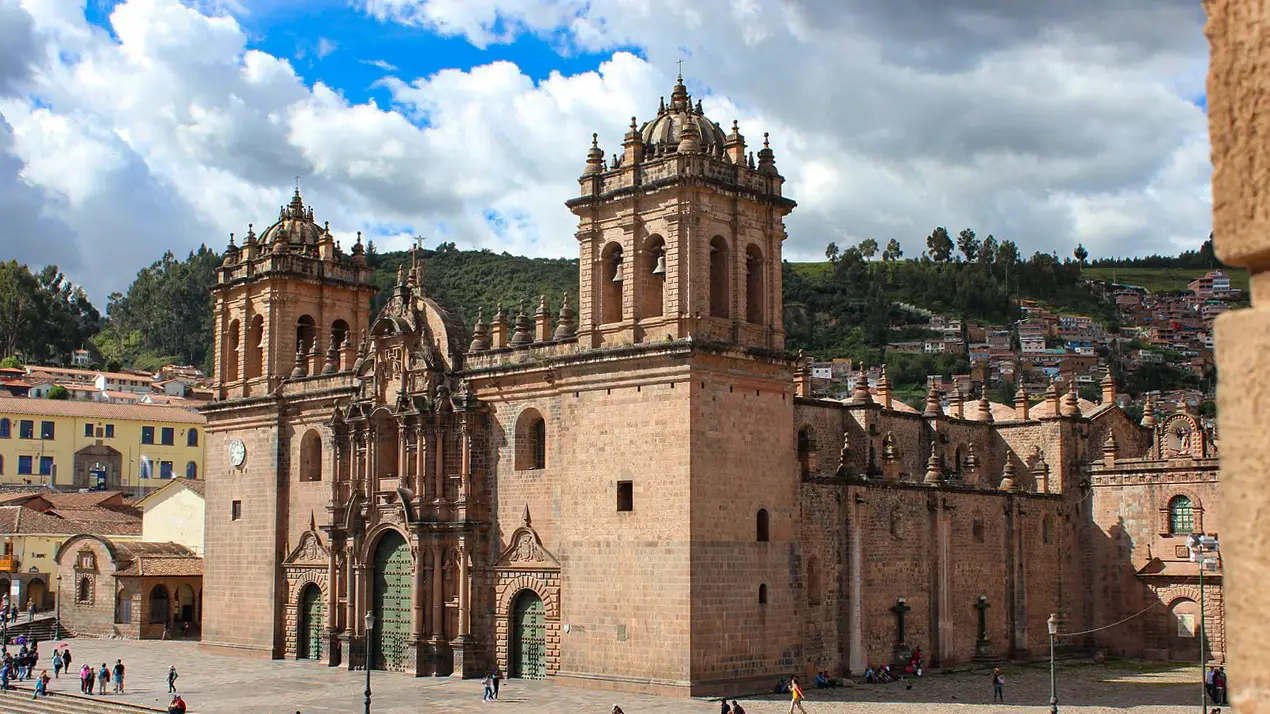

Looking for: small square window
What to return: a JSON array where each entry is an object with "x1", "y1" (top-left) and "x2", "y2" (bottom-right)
[
  {"x1": 231, "y1": 500, "x2": 242, "y2": 521},
  {"x1": 1175, "y1": 545, "x2": 1190, "y2": 559},
  {"x1": 84, "y1": 423, "x2": 94, "y2": 438},
  {"x1": 617, "y1": 481, "x2": 633, "y2": 512}
]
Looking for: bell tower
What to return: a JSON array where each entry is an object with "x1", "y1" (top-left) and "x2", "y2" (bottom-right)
[
  {"x1": 210, "y1": 189, "x2": 377, "y2": 400},
  {"x1": 566, "y1": 74, "x2": 796, "y2": 350}
]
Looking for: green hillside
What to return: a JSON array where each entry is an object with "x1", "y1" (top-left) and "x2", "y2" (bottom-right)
[{"x1": 1082, "y1": 266, "x2": 1249, "y2": 294}]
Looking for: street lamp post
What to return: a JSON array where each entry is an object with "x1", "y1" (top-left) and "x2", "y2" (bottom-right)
[
  {"x1": 55, "y1": 574, "x2": 61, "y2": 641},
  {"x1": 364, "y1": 612, "x2": 375, "y2": 714},
  {"x1": 1048, "y1": 613, "x2": 1059, "y2": 714},
  {"x1": 1189, "y1": 533, "x2": 1221, "y2": 713}
]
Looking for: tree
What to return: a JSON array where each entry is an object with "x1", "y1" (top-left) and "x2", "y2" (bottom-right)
[
  {"x1": 926, "y1": 227, "x2": 954, "y2": 262},
  {"x1": 956, "y1": 228, "x2": 980, "y2": 262},
  {"x1": 825, "y1": 242, "x2": 840, "y2": 264},
  {"x1": 882, "y1": 239, "x2": 903, "y2": 262},
  {"x1": 0, "y1": 356, "x2": 20, "y2": 369},
  {"x1": 978, "y1": 234, "x2": 998, "y2": 265},
  {"x1": 46, "y1": 385, "x2": 69, "y2": 400},
  {"x1": 1073, "y1": 243, "x2": 1088, "y2": 267},
  {"x1": 858, "y1": 238, "x2": 878, "y2": 260}
]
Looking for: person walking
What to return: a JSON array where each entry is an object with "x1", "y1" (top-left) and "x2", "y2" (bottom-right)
[
  {"x1": 482, "y1": 672, "x2": 494, "y2": 702},
  {"x1": 80, "y1": 663, "x2": 92, "y2": 694},
  {"x1": 97, "y1": 662, "x2": 109, "y2": 695},
  {"x1": 787, "y1": 675, "x2": 809, "y2": 714},
  {"x1": 26, "y1": 600, "x2": 34, "y2": 623},
  {"x1": 52, "y1": 649, "x2": 62, "y2": 679},
  {"x1": 113, "y1": 659, "x2": 126, "y2": 693},
  {"x1": 492, "y1": 669, "x2": 500, "y2": 700},
  {"x1": 33, "y1": 669, "x2": 49, "y2": 698},
  {"x1": 62, "y1": 646, "x2": 71, "y2": 671},
  {"x1": 168, "y1": 665, "x2": 179, "y2": 693},
  {"x1": 731, "y1": 701, "x2": 747, "y2": 714},
  {"x1": 992, "y1": 668, "x2": 1005, "y2": 703}
]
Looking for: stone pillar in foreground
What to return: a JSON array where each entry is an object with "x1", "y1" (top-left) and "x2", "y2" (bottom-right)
[{"x1": 1208, "y1": 1, "x2": 1270, "y2": 708}]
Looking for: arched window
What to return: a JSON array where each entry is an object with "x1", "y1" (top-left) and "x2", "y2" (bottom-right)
[
  {"x1": 149, "y1": 584, "x2": 171, "y2": 624},
  {"x1": 807, "y1": 555, "x2": 821, "y2": 605},
  {"x1": 1170, "y1": 598, "x2": 1199, "y2": 638},
  {"x1": 1169, "y1": 495, "x2": 1195, "y2": 534},
  {"x1": 1042, "y1": 516, "x2": 1052, "y2": 544},
  {"x1": 300, "y1": 429, "x2": 322, "y2": 482},
  {"x1": 758, "y1": 584, "x2": 768, "y2": 605},
  {"x1": 515, "y1": 409, "x2": 547, "y2": 470},
  {"x1": 709, "y1": 236, "x2": 730, "y2": 319},
  {"x1": 331, "y1": 319, "x2": 350, "y2": 370},
  {"x1": 77, "y1": 576, "x2": 91, "y2": 603},
  {"x1": 0, "y1": 418, "x2": 9, "y2": 438},
  {"x1": 745, "y1": 244, "x2": 764, "y2": 324},
  {"x1": 797, "y1": 427, "x2": 813, "y2": 477},
  {"x1": 756, "y1": 508, "x2": 770, "y2": 542},
  {"x1": 226, "y1": 319, "x2": 241, "y2": 381},
  {"x1": 643, "y1": 236, "x2": 665, "y2": 318},
  {"x1": 187, "y1": 428, "x2": 199, "y2": 447},
  {"x1": 601, "y1": 242, "x2": 624, "y2": 324},
  {"x1": 246, "y1": 314, "x2": 264, "y2": 379},
  {"x1": 296, "y1": 315, "x2": 316, "y2": 356}
]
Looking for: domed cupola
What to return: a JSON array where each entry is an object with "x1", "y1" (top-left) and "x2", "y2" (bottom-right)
[
  {"x1": 260, "y1": 187, "x2": 324, "y2": 248},
  {"x1": 639, "y1": 73, "x2": 728, "y2": 156}
]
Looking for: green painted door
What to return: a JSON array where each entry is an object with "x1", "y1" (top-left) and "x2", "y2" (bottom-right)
[
  {"x1": 372, "y1": 531, "x2": 412, "y2": 671},
  {"x1": 512, "y1": 591, "x2": 546, "y2": 679},
  {"x1": 298, "y1": 584, "x2": 323, "y2": 660}
]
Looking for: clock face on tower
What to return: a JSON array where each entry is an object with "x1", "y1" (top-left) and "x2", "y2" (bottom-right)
[{"x1": 228, "y1": 439, "x2": 246, "y2": 468}]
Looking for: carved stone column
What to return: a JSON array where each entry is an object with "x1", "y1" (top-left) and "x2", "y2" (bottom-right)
[
  {"x1": 398, "y1": 422, "x2": 410, "y2": 489},
  {"x1": 433, "y1": 426, "x2": 445, "y2": 502},
  {"x1": 415, "y1": 423, "x2": 429, "y2": 501},
  {"x1": 459, "y1": 418, "x2": 471, "y2": 505},
  {"x1": 451, "y1": 541, "x2": 472, "y2": 677}
]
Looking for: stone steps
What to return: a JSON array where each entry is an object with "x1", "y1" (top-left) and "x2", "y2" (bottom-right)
[{"x1": 0, "y1": 687, "x2": 167, "y2": 713}]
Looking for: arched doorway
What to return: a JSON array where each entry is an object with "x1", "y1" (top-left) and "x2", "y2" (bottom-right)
[
  {"x1": 511, "y1": 590, "x2": 546, "y2": 679},
  {"x1": 371, "y1": 531, "x2": 411, "y2": 671},
  {"x1": 175, "y1": 584, "x2": 196, "y2": 623},
  {"x1": 298, "y1": 584, "x2": 324, "y2": 661},
  {"x1": 26, "y1": 579, "x2": 46, "y2": 611},
  {"x1": 149, "y1": 585, "x2": 171, "y2": 624}
]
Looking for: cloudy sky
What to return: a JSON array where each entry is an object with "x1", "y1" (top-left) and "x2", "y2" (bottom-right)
[{"x1": 0, "y1": 0, "x2": 1211, "y2": 303}]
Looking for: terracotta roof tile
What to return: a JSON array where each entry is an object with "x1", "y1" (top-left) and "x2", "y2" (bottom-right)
[
  {"x1": 174, "y1": 478, "x2": 204, "y2": 498},
  {"x1": 42, "y1": 491, "x2": 124, "y2": 509},
  {"x1": 0, "y1": 506, "x2": 138, "y2": 536},
  {"x1": 0, "y1": 396, "x2": 204, "y2": 422}
]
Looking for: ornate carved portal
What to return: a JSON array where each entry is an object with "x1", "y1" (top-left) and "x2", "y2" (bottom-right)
[{"x1": 493, "y1": 510, "x2": 561, "y2": 679}]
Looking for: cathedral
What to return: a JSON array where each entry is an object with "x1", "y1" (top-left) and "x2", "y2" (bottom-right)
[{"x1": 199, "y1": 76, "x2": 1223, "y2": 696}]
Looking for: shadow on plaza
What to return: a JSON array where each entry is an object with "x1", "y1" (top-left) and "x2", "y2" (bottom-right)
[{"x1": 725, "y1": 662, "x2": 1197, "y2": 709}]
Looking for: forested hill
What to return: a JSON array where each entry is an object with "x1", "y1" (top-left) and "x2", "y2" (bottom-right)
[{"x1": 0, "y1": 231, "x2": 1219, "y2": 381}]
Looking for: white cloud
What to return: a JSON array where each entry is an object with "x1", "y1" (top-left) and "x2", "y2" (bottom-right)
[{"x1": 0, "y1": 0, "x2": 1212, "y2": 306}]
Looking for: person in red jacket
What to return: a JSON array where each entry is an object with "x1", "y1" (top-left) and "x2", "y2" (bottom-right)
[{"x1": 168, "y1": 694, "x2": 187, "y2": 713}]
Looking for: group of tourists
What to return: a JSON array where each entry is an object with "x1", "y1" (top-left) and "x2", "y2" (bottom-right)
[
  {"x1": 718, "y1": 699, "x2": 747, "y2": 713},
  {"x1": 77, "y1": 658, "x2": 126, "y2": 695},
  {"x1": 1207, "y1": 666, "x2": 1228, "y2": 705}
]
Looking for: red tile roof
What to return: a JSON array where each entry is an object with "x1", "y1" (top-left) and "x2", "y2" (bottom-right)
[{"x1": 0, "y1": 396, "x2": 204, "y2": 423}]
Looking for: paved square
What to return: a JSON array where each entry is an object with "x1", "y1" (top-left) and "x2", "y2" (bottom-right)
[{"x1": 39, "y1": 639, "x2": 1206, "y2": 714}]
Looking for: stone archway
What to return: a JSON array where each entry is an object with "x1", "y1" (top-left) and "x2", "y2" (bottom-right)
[
  {"x1": 510, "y1": 590, "x2": 546, "y2": 679},
  {"x1": 73, "y1": 445, "x2": 122, "y2": 490},
  {"x1": 370, "y1": 530, "x2": 411, "y2": 672},
  {"x1": 26, "y1": 579, "x2": 46, "y2": 611}
]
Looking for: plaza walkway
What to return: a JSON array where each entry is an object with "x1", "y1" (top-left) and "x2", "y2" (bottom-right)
[{"x1": 37, "y1": 638, "x2": 1202, "y2": 713}]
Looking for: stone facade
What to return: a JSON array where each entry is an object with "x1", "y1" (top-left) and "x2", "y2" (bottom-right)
[{"x1": 200, "y1": 77, "x2": 1225, "y2": 697}]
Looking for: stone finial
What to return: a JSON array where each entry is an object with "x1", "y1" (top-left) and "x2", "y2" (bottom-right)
[
  {"x1": 977, "y1": 385, "x2": 994, "y2": 423},
  {"x1": 510, "y1": 302, "x2": 534, "y2": 346},
  {"x1": 963, "y1": 443, "x2": 982, "y2": 487},
  {"x1": 757, "y1": 131, "x2": 778, "y2": 175},
  {"x1": 923, "y1": 382, "x2": 943, "y2": 418},
  {"x1": 725, "y1": 118, "x2": 747, "y2": 164},
  {"x1": 468, "y1": 308, "x2": 491, "y2": 352},
  {"x1": 794, "y1": 350, "x2": 813, "y2": 398},
  {"x1": 881, "y1": 432, "x2": 901, "y2": 482},
  {"x1": 851, "y1": 362, "x2": 873, "y2": 405},
  {"x1": 1014, "y1": 384, "x2": 1030, "y2": 421},
  {"x1": 553, "y1": 293, "x2": 577, "y2": 340},
  {"x1": 522, "y1": 504, "x2": 532, "y2": 527},
  {"x1": 395, "y1": 262, "x2": 407, "y2": 287},
  {"x1": 877, "y1": 364, "x2": 893, "y2": 409},
  {"x1": 1032, "y1": 452, "x2": 1051, "y2": 493},
  {"x1": 584, "y1": 133, "x2": 604, "y2": 175},
  {"x1": 1101, "y1": 369, "x2": 1116, "y2": 405},
  {"x1": 534, "y1": 295, "x2": 551, "y2": 342},
  {"x1": 321, "y1": 332, "x2": 340, "y2": 375},
  {"x1": 622, "y1": 116, "x2": 643, "y2": 165},
  {"x1": 677, "y1": 116, "x2": 701, "y2": 153},
  {"x1": 1060, "y1": 379, "x2": 1080, "y2": 417},
  {"x1": 1103, "y1": 429, "x2": 1118, "y2": 466},
  {"x1": 924, "y1": 443, "x2": 944, "y2": 485},
  {"x1": 1044, "y1": 377, "x2": 1060, "y2": 417},
  {"x1": 1141, "y1": 393, "x2": 1157, "y2": 427},
  {"x1": 291, "y1": 342, "x2": 309, "y2": 379},
  {"x1": 491, "y1": 303, "x2": 509, "y2": 349},
  {"x1": 999, "y1": 457, "x2": 1019, "y2": 492},
  {"x1": 351, "y1": 330, "x2": 369, "y2": 372},
  {"x1": 951, "y1": 386, "x2": 965, "y2": 419}
]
